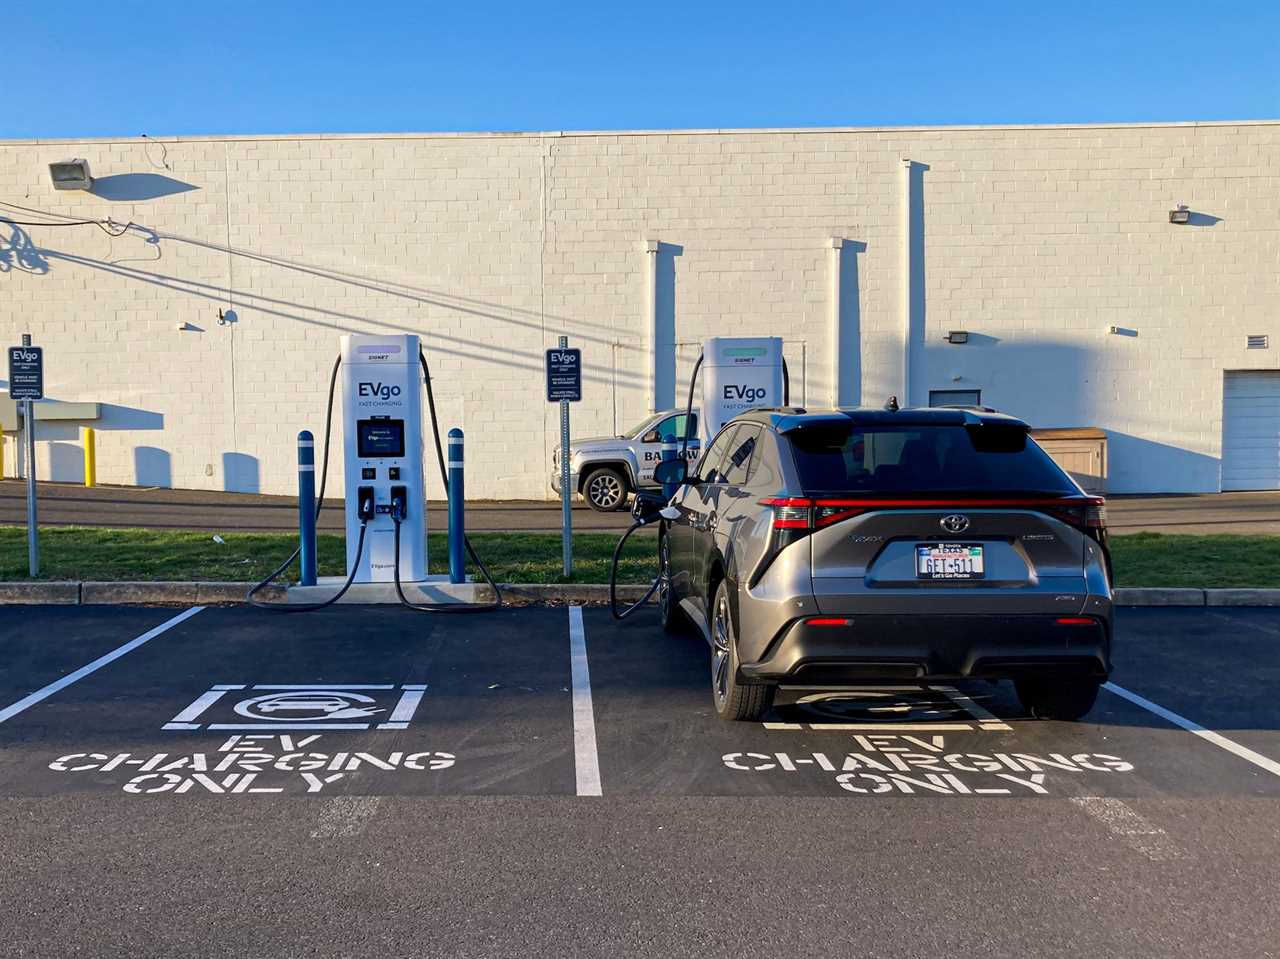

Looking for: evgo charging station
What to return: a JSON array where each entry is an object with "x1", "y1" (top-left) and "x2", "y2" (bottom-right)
[{"x1": 340, "y1": 334, "x2": 427, "y2": 584}]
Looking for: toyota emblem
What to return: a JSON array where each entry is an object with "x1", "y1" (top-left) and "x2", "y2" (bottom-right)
[{"x1": 940, "y1": 513, "x2": 970, "y2": 534}]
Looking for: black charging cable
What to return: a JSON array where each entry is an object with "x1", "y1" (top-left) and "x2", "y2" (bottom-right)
[
  {"x1": 608, "y1": 492, "x2": 671, "y2": 620},
  {"x1": 381, "y1": 350, "x2": 501, "y2": 613},
  {"x1": 246, "y1": 521, "x2": 370, "y2": 613},
  {"x1": 247, "y1": 356, "x2": 345, "y2": 611},
  {"x1": 607, "y1": 351, "x2": 705, "y2": 621}
]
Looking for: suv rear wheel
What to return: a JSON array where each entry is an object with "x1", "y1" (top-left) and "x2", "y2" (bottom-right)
[
  {"x1": 710, "y1": 580, "x2": 775, "y2": 722},
  {"x1": 582, "y1": 466, "x2": 629, "y2": 512},
  {"x1": 1015, "y1": 677, "x2": 1102, "y2": 721}
]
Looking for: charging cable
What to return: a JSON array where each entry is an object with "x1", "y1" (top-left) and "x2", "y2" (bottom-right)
[
  {"x1": 386, "y1": 350, "x2": 502, "y2": 613},
  {"x1": 247, "y1": 356, "x2": 344, "y2": 611},
  {"x1": 609, "y1": 492, "x2": 680, "y2": 621}
]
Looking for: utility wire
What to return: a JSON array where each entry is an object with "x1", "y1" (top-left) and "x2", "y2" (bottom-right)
[{"x1": 1, "y1": 217, "x2": 134, "y2": 237}]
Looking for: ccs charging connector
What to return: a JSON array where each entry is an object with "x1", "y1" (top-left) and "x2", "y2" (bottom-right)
[
  {"x1": 357, "y1": 486, "x2": 376, "y2": 522},
  {"x1": 389, "y1": 485, "x2": 408, "y2": 522}
]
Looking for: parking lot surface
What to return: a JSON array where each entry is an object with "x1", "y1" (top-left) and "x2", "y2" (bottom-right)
[{"x1": 1, "y1": 603, "x2": 1278, "y2": 957}]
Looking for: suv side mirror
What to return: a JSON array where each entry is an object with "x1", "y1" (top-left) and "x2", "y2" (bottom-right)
[
  {"x1": 641, "y1": 429, "x2": 661, "y2": 443},
  {"x1": 654, "y1": 459, "x2": 689, "y2": 486}
]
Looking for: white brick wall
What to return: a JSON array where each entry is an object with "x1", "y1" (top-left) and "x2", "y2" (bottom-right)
[{"x1": 1, "y1": 121, "x2": 1277, "y2": 497}]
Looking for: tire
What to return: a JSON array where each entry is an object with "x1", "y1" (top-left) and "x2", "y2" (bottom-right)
[
  {"x1": 710, "y1": 580, "x2": 775, "y2": 722},
  {"x1": 582, "y1": 466, "x2": 629, "y2": 512},
  {"x1": 657, "y1": 529, "x2": 687, "y2": 633},
  {"x1": 1015, "y1": 677, "x2": 1102, "y2": 721}
]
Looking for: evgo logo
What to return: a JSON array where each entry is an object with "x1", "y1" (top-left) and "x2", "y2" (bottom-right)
[{"x1": 358, "y1": 382, "x2": 401, "y2": 400}]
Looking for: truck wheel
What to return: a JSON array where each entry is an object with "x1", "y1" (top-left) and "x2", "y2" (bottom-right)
[
  {"x1": 583, "y1": 467, "x2": 629, "y2": 512},
  {"x1": 1015, "y1": 677, "x2": 1102, "y2": 721},
  {"x1": 710, "y1": 580, "x2": 775, "y2": 721}
]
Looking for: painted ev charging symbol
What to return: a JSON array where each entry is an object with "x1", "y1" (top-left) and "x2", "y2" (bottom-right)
[
  {"x1": 234, "y1": 691, "x2": 386, "y2": 722},
  {"x1": 796, "y1": 689, "x2": 962, "y2": 724},
  {"x1": 766, "y1": 685, "x2": 1012, "y2": 732},
  {"x1": 163, "y1": 684, "x2": 428, "y2": 731}
]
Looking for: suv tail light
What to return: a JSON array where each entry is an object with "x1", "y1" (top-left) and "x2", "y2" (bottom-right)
[
  {"x1": 760, "y1": 497, "x2": 875, "y2": 532},
  {"x1": 758, "y1": 492, "x2": 1110, "y2": 548},
  {"x1": 760, "y1": 497, "x2": 812, "y2": 529}
]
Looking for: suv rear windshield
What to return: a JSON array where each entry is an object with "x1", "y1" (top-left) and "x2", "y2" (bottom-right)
[{"x1": 788, "y1": 424, "x2": 1078, "y2": 495}]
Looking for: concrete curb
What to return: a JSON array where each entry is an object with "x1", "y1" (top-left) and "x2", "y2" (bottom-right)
[
  {"x1": 198, "y1": 582, "x2": 285, "y2": 604},
  {"x1": 78, "y1": 582, "x2": 287, "y2": 605},
  {"x1": 1, "y1": 582, "x2": 1279, "y2": 607},
  {"x1": 497, "y1": 583, "x2": 655, "y2": 605},
  {"x1": 81, "y1": 582, "x2": 201, "y2": 605},
  {"x1": 0, "y1": 581, "x2": 81, "y2": 605},
  {"x1": 1113, "y1": 588, "x2": 1206, "y2": 607},
  {"x1": 1205, "y1": 589, "x2": 1280, "y2": 607}
]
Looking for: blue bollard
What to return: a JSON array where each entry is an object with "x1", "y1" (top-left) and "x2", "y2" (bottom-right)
[
  {"x1": 297, "y1": 430, "x2": 317, "y2": 586},
  {"x1": 660, "y1": 439, "x2": 678, "y2": 500},
  {"x1": 448, "y1": 428, "x2": 465, "y2": 584}
]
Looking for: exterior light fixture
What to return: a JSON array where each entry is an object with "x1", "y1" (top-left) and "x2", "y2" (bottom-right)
[
  {"x1": 49, "y1": 159, "x2": 93, "y2": 191},
  {"x1": 1169, "y1": 205, "x2": 1191, "y2": 224},
  {"x1": 944, "y1": 331, "x2": 969, "y2": 344}
]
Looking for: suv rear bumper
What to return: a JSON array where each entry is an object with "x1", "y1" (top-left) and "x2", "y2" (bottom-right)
[{"x1": 738, "y1": 614, "x2": 1111, "y2": 685}]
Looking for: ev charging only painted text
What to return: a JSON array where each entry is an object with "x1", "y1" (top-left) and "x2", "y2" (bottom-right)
[
  {"x1": 48, "y1": 734, "x2": 455, "y2": 795},
  {"x1": 723, "y1": 734, "x2": 1135, "y2": 796}
]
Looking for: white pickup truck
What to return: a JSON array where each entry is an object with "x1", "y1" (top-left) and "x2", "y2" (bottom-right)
[{"x1": 552, "y1": 410, "x2": 701, "y2": 511}]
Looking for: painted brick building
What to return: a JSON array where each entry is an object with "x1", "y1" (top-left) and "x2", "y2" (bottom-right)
[{"x1": 1, "y1": 121, "x2": 1277, "y2": 498}]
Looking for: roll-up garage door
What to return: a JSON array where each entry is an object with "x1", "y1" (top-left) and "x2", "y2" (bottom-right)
[{"x1": 1222, "y1": 371, "x2": 1280, "y2": 491}]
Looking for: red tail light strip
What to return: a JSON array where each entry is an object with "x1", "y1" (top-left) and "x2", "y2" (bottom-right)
[{"x1": 760, "y1": 496, "x2": 1106, "y2": 531}]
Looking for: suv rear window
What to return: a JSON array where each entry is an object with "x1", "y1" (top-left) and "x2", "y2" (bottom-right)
[{"x1": 788, "y1": 424, "x2": 1078, "y2": 495}]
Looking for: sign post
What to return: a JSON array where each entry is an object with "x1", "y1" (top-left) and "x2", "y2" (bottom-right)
[
  {"x1": 547, "y1": 339, "x2": 582, "y2": 578},
  {"x1": 8, "y1": 334, "x2": 43, "y2": 577}
]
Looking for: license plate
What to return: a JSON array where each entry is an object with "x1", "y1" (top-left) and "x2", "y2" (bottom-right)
[{"x1": 916, "y1": 544, "x2": 984, "y2": 580}]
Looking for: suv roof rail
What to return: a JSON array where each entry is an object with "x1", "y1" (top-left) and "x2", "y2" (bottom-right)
[{"x1": 938, "y1": 404, "x2": 1003, "y2": 413}]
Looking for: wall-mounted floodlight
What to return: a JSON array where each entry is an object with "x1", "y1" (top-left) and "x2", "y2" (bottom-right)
[
  {"x1": 49, "y1": 159, "x2": 93, "y2": 191},
  {"x1": 1169, "y1": 205, "x2": 1191, "y2": 224},
  {"x1": 944, "y1": 330, "x2": 969, "y2": 344}
]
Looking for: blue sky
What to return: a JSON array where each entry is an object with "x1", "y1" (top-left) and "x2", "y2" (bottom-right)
[{"x1": 6, "y1": 2, "x2": 1277, "y2": 137}]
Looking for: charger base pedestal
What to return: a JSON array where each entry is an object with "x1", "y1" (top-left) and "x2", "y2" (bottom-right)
[{"x1": 285, "y1": 575, "x2": 487, "y2": 605}]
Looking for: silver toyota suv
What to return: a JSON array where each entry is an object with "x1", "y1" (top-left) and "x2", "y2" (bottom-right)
[
  {"x1": 553, "y1": 410, "x2": 700, "y2": 511},
  {"x1": 654, "y1": 406, "x2": 1113, "y2": 722}
]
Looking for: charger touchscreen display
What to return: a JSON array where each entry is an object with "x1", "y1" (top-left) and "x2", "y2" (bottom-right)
[{"x1": 357, "y1": 419, "x2": 405, "y2": 458}]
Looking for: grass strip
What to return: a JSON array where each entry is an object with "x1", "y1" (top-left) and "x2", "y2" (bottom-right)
[{"x1": 0, "y1": 527, "x2": 1277, "y2": 589}]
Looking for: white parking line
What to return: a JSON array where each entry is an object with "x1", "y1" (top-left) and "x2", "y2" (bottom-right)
[
  {"x1": 568, "y1": 605, "x2": 602, "y2": 796},
  {"x1": 0, "y1": 606, "x2": 205, "y2": 725},
  {"x1": 1070, "y1": 796, "x2": 1182, "y2": 861},
  {"x1": 1104, "y1": 681, "x2": 1280, "y2": 778}
]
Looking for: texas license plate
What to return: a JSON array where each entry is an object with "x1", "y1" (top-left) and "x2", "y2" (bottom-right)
[{"x1": 916, "y1": 544, "x2": 984, "y2": 580}]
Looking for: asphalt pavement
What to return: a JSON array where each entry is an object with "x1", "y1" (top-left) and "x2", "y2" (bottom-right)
[
  {"x1": 3, "y1": 479, "x2": 1279, "y2": 534},
  {"x1": 0, "y1": 603, "x2": 1278, "y2": 957}
]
